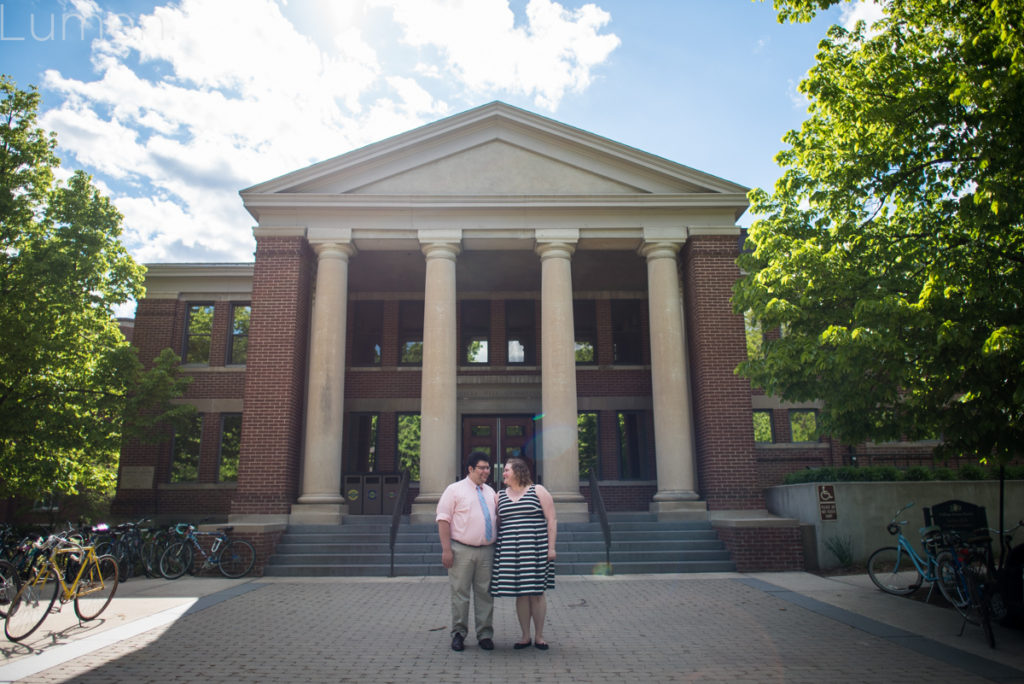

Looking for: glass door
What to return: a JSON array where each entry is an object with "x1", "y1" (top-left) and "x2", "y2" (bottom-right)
[{"x1": 461, "y1": 415, "x2": 536, "y2": 489}]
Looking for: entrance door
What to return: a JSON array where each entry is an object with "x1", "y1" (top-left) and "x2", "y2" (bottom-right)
[{"x1": 461, "y1": 415, "x2": 536, "y2": 489}]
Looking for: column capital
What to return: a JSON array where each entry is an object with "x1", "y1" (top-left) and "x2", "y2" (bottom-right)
[
  {"x1": 421, "y1": 241, "x2": 461, "y2": 261},
  {"x1": 313, "y1": 242, "x2": 356, "y2": 260},
  {"x1": 535, "y1": 241, "x2": 576, "y2": 261},
  {"x1": 639, "y1": 241, "x2": 682, "y2": 261}
]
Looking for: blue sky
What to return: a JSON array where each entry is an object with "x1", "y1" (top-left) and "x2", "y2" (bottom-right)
[{"x1": 1, "y1": 0, "x2": 881, "y2": 268}]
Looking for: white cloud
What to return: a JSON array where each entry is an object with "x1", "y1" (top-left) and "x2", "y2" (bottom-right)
[
  {"x1": 840, "y1": 0, "x2": 885, "y2": 32},
  {"x1": 34, "y1": 0, "x2": 618, "y2": 265},
  {"x1": 374, "y1": 0, "x2": 620, "y2": 110}
]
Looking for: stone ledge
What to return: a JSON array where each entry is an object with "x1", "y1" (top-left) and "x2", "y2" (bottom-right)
[{"x1": 709, "y1": 509, "x2": 800, "y2": 528}]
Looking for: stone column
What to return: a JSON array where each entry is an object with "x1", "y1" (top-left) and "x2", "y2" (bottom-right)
[
  {"x1": 292, "y1": 242, "x2": 354, "y2": 524},
  {"x1": 410, "y1": 238, "x2": 461, "y2": 523},
  {"x1": 641, "y1": 240, "x2": 705, "y2": 520},
  {"x1": 536, "y1": 237, "x2": 588, "y2": 522}
]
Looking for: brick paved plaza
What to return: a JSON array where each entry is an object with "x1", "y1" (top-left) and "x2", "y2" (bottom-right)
[{"x1": 2, "y1": 573, "x2": 1022, "y2": 683}]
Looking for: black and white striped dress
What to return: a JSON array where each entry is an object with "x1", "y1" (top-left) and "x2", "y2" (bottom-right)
[{"x1": 489, "y1": 485, "x2": 555, "y2": 596}]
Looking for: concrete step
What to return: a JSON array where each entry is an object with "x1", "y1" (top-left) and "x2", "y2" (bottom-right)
[{"x1": 264, "y1": 517, "x2": 736, "y2": 577}]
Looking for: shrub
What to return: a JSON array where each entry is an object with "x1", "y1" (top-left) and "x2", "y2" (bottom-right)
[
  {"x1": 903, "y1": 466, "x2": 935, "y2": 481},
  {"x1": 958, "y1": 463, "x2": 987, "y2": 480}
]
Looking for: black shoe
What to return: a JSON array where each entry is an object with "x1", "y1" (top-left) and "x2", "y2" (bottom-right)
[
  {"x1": 478, "y1": 638, "x2": 494, "y2": 650},
  {"x1": 534, "y1": 641, "x2": 549, "y2": 650},
  {"x1": 451, "y1": 633, "x2": 465, "y2": 651},
  {"x1": 513, "y1": 640, "x2": 532, "y2": 650}
]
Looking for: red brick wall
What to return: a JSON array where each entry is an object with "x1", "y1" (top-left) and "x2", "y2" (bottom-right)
[
  {"x1": 716, "y1": 525, "x2": 804, "y2": 571},
  {"x1": 683, "y1": 236, "x2": 762, "y2": 509},
  {"x1": 230, "y1": 236, "x2": 313, "y2": 516}
]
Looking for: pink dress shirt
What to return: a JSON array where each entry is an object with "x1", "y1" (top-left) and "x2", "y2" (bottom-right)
[{"x1": 436, "y1": 477, "x2": 497, "y2": 547}]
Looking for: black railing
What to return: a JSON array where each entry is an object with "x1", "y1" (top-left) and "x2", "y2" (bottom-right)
[
  {"x1": 588, "y1": 469, "x2": 612, "y2": 574},
  {"x1": 388, "y1": 470, "x2": 411, "y2": 577}
]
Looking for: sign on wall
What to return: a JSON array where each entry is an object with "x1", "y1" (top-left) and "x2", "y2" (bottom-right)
[{"x1": 817, "y1": 484, "x2": 837, "y2": 520}]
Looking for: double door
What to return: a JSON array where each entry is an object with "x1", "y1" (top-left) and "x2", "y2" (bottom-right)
[{"x1": 461, "y1": 415, "x2": 536, "y2": 489}]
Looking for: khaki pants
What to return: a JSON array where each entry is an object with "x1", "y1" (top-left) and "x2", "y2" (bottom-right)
[{"x1": 448, "y1": 541, "x2": 494, "y2": 640}]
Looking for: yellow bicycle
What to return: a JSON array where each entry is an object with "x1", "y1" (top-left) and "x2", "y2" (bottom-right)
[{"x1": 4, "y1": 535, "x2": 119, "y2": 642}]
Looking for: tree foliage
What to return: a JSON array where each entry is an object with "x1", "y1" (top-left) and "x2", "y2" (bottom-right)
[
  {"x1": 0, "y1": 76, "x2": 192, "y2": 500},
  {"x1": 735, "y1": 1, "x2": 1024, "y2": 463}
]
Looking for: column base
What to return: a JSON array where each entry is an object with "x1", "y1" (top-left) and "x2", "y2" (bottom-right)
[
  {"x1": 289, "y1": 503, "x2": 347, "y2": 525},
  {"x1": 409, "y1": 500, "x2": 442, "y2": 525},
  {"x1": 553, "y1": 495, "x2": 589, "y2": 523},
  {"x1": 649, "y1": 499, "x2": 708, "y2": 521}
]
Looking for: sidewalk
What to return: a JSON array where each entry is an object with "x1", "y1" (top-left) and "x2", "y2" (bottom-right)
[{"x1": 2, "y1": 572, "x2": 1022, "y2": 683}]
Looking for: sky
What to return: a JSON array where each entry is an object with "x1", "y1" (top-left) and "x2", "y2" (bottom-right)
[{"x1": 2, "y1": 0, "x2": 884, "y2": 275}]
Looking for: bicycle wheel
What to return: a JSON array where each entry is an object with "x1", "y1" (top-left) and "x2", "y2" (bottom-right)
[
  {"x1": 4, "y1": 567, "x2": 59, "y2": 642},
  {"x1": 218, "y1": 539, "x2": 255, "y2": 578},
  {"x1": 935, "y1": 553, "x2": 974, "y2": 622},
  {"x1": 159, "y1": 542, "x2": 193, "y2": 580},
  {"x1": 141, "y1": 538, "x2": 162, "y2": 578},
  {"x1": 965, "y1": 566, "x2": 996, "y2": 648},
  {"x1": 0, "y1": 559, "x2": 20, "y2": 619},
  {"x1": 868, "y1": 546, "x2": 924, "y2": 596},
  {"x1": 74, "y1": 555, "x2": 119, "y2": 621}
]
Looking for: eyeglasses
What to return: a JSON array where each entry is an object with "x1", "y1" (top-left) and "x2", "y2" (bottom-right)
[{"x1": 474, "y1": 465, "x2": 491, "y2": 470}]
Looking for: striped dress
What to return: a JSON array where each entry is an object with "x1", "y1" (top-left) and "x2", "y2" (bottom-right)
[{"x1": 489, "y1": 485, "x2": 555, "y2": 596}]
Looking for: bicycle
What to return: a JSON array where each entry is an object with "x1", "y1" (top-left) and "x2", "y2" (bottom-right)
[
  {"x1": 0, "y1": 558, "x2": 19, "y2": 619},
  {"x1": 936, "y1": 530, "x2": 998, "y2": 648},
  {"x1": 159, "y1": 524, "x2": 255, "y2": 579},
  {"x1": 867, "y1": 502, "x2": 956, "y2": 599},
  {"x1": 4, "y1": 535, "x2": 119, "y2": 642}
]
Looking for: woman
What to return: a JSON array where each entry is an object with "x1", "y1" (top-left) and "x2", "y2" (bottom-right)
[{"x1": 489, "y1": 457, "x2": 557, "y2": 650}]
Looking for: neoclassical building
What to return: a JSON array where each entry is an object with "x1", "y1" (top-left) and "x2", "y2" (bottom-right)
[{"x1": 117, "y1": 102, "x2": 877, "y2": 568}]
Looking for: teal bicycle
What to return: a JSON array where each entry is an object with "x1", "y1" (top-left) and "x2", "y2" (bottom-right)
[{"x1": 867, "y1": 502, "x2": 957, "y2": 600}]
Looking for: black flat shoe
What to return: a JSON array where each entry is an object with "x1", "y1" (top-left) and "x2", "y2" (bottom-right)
[
  {"x1": 534, "y1": 641, "x2": 549, "y2": 650},
  {"x1": 513, "y1": 640, "x2": 531, "y2": 649},
  {"x1": 451, "y1": 633, "x2": 465, "y2": 651},
  {"x1": 478, "y1": 638, "x2": 494, "y2": 650}
]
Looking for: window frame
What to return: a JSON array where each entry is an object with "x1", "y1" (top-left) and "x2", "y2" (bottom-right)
[
  {"x1": 183, "y1": 303, "x2": 215, "y2": 365},
  {"x1": 170, "y1": 413, "x2": 203, "y2": 483},
  {"x1": 398, "y1": 300, "x2": 424, "y2": 366},
  {"x1": 789, "y1": 409, "x2": 819, "y2": 443},
  {"x1": 753, "y1": 409, "x2": 774, "y2": 444},
  {"x1": 218, "y1": 413, "x2": 243, "y2": 482},
  {"x1": 227, "y1": 303, "x2": 250, "y2": 365}
]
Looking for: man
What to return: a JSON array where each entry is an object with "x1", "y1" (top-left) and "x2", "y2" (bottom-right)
[{"x1": 436, "y1": 450, "x2": 497, "y2": 651}]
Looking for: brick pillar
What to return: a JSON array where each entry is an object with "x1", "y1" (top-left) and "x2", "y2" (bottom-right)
[
  {"x1": 682, "y1": 235, "x2": 761, "y2": 510},
  {"x1": 230, "y1": 236, "x2": 313, "y2": 522}
]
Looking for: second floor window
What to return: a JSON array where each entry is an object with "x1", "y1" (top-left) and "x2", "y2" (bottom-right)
[
  {"x1": 228, "y1": 304, "x2": 250, "y2": 365},
  {"x1": 184, "y1": 304, "x2": 214, "y2": 364},
  {"x1": 399, "y1": 301, "x2": 424, "y2": 365}
]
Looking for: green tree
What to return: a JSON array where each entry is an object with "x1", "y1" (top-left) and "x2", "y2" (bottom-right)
[
  {"x1": 0, "y1": 76, "x2": 191, "y2": 500},
  {"x1": 735, "y1": 2, "x2": 1024, "y2": 464}
]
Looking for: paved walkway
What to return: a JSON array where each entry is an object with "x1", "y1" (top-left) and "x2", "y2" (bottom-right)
[{"x1": 2, "y1": 572, "x2": 1022, "y2": 683}]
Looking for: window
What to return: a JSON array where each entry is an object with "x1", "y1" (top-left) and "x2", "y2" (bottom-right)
[
  {"x1": 347, "y1": 413, "x2": 379, "y2": 472},
  {"x1": 611, "y1": 299, "x2": 644, "y2": 364},
  {"x1": 574, "y1": 299, "x2": 597, "y2": 364},
  {"x1": 744, "y1": 310, "x2": 764, "y2": 360},
  {"x1": 228, "y1": 304, "x2": 250, "y2": 365},
  {"x1": 461, "y1": 300, "x2": 490, "y2": 365},
  {"x1": 578, "y1": 412, "x2": 599, "y2": 480},
  {"x1": 399, "y1": 301, "x2": 424, "y2": 365},
  {"x1": 184, "y1": 304, "x2": 214, "y2": 364},
  {"x1": 506, "y1": 300, "x2": 536, "y2": 365},
  {"x1": 789, "y1": 410, "x2": 818, "y2": 443},
  {"x1": 397, "y1": 413, "x2": 421, "y2": 481},
  {"x1": 352, "y1": 301, "x2": 383, "y2": 366},
  {"x1": 753, "y1": 410, "x2": 774, "y2": 444},
  {"x1": 617, "y1": 411, "x2": 652, "y2": 480},
  {"x1": 171, "y1": 414, "x2": 202, "y2": 482},
  {"x1": 218, "y1": 414, "x2": 242, "y2": 481}
]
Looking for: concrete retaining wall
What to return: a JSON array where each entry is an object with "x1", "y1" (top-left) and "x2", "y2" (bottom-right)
[{"x1": 765, "y1": 481, "x2": 1024, "y2": 570}]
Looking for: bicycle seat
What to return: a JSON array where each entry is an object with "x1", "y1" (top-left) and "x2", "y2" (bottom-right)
[{"x1": 217, "y1": 526, "x2": 234, "y2": 533}]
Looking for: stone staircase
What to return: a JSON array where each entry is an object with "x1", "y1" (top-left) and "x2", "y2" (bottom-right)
[{"x1": 263, "y1": 513, "x2": 735, "y2": 577}]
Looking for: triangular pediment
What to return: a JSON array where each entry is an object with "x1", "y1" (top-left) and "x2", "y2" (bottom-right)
[
  {"x1": 317, "y1": 140, "x2": 644, "y2": 195},
  {"x1": 242, "y1": 102, "x2": 749, "y2": 203}
]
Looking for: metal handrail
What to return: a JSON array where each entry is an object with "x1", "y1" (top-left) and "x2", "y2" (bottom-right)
[
  {"x1": 388, "y1": 470, "x2": 411, "y2": 577},
  {"x1": 588, "y1": 469, "x2": 612, "y2": 574}
]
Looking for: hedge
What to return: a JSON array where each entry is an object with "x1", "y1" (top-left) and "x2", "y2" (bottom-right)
[{"x1": 782, "y1": 464, "x2": 1024, "y2": 485}]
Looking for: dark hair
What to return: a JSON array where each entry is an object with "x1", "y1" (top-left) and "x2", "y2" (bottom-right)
[
  {"x1": 466, "y1": 450, "x2": 491, "y2": 472},
  {"x1": 505, "y1": 457, "x2": 533, "y2": 487}
]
